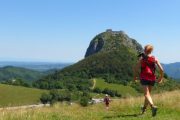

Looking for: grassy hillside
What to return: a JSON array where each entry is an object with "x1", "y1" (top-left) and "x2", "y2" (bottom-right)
[
  {"x1": 94, "y1": 79, "x2": 138, "y2": 97},
  {"x1": 34, "y1": 49, "x2": 138, "y2": 90},
  {"x1": 62, "y1": 49, "x2": 137, "y2": 83},
  {"x1": 0, "y1": 90, "x2": 179, "y2": 120},
  {"x1": 0, "y1": 84, "x2": 47, "y2": 107},
  {"x1": 0, "y1": 66, "x2": 46, "y2": 82}
]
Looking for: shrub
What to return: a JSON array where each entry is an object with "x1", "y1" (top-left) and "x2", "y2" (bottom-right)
[
  {"x1": 93, "y1": 87, "x2": 102, "y2": 93},
  {"x1": 40, "y1": 89, "x2": 72, "y2": 105},
  {"x1": 40, "y1": 93, "x2": 52, "y2": 104},
  {"x1": 80, "y1": 96, "x2": 89, "y2": 107},
  {"x1": 3, "y1": 78, "x2": 31, "y2": 87},
  {"x1": 102, "y1": 88, "x2": 121, "y2": 97},
  {"x1": 115, "y1": 91, "x2": 122, "y2": 97}
]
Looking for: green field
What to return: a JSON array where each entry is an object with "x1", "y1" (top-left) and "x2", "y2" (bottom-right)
[
  {"x1": 0, "y1": 90, "x2": 179, "y2": 120},
  {"x1": 94, "y1": 79, "x2": 138, "y2": 97},
  {"x1": 0, "y1": 84, "x2": 47, "y2": 107}
]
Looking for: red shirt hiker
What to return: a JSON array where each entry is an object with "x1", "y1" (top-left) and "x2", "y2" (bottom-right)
[
  {"x1": 140, "y1": 56, "x2": 157, "y2": 81},
  {"x1": 134, "y1": 44, "x2": 164, "y2": 117},
  {"x1": 104, "y1": 94, "x2": 110, "y2": 110}
]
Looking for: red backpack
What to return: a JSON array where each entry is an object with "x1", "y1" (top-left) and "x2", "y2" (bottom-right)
[{"x1": 141, "y1": 56, "x2": 156, "y2": 77}]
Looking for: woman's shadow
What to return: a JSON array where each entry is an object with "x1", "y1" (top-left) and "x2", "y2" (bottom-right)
[{"x1": 104, "y1": 113, "x2": 142, "y2": 119}]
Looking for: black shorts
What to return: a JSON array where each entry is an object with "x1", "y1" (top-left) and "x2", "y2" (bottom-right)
[{"x1": 140, "y1": 79, "x2": 155, "y2": 86}]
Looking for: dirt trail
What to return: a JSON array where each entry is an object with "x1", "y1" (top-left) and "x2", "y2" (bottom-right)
[
  {"x1": 92, "y1": 79, "x2": 96, "y2": 89},
  {"x1": 0, "y1": 104, "x2": 50, "y2": 110}
]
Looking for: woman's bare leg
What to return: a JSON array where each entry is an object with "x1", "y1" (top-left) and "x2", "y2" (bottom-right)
[
  {"x1": 143, "y1": 97, "x2": 149, "y2": 108},
  {"x1": 143, "y1": 85, "x2": 152, "y2": 108},
  {"x1": 143, "y1": 86, "x2": 154, "y2": 107},
  {"x1": 148, "y1": 85, "x2": 152, "y2": 93}
]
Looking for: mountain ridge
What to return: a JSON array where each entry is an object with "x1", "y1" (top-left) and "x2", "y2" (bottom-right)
[
  {"x1": 0, "y1": 61, "x2": 71, "y2": 71},
  {"x1": 162, "y1": 62, "x2": 180, "y2": 80},
  {"x1": 0, "y1": 66, "x2": 46, "y2": 82}
]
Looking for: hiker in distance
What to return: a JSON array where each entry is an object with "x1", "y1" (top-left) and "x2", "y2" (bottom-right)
[
  {"x1": 104, "y1": 94, "x2": 111, "y2": 110},
  {"x1": 133, "y1": 44, "x2": 164, "y2": 117}
]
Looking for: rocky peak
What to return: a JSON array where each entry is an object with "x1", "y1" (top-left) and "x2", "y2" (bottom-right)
[{"x1": 85, "y1": 29, "x2": 143, "y2": 57}]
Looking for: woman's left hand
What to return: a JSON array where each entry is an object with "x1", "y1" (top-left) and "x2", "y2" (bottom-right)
[{"x1": 157, "y1": 78, "x2": 163, "y2": 83}]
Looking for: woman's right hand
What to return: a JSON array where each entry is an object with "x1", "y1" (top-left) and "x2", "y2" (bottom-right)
[{"x1": 134, "y1": 76, "x2": 138, "y2": 82}]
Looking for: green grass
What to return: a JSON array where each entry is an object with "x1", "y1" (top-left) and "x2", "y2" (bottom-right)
[
  {"x1": 0, "y1": 90, "x2": 179, "y2": 120},
  {"x1": 94, "y1": 78, "x2": 138, "y2": 97},
  {"x1": 0, "y1": 84, "x2": 47, "y2": 107}
]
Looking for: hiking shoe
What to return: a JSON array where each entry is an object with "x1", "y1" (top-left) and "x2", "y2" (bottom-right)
[
  {"x1": 141, "y1": 106, "x2": 147, "y2": 114},
  {"x1": 152, "y1": 106, "x2": 158, "y2": 117}
]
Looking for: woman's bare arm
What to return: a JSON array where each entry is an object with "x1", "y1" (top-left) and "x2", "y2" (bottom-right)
[{"x1": 156, "y1": 60, "x2": 164, "y2": 83}]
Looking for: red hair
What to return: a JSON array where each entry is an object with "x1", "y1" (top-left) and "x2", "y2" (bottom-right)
[{"x1": 144, "y1": 45, "x2": 153, "y2": 54}]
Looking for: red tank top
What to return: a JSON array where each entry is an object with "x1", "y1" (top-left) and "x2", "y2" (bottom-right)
[{"x1": 140, "y1": 56, "x2": 156, "y2": 81}]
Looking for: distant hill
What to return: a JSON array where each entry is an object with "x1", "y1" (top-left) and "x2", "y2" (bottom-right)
[
  {"x1": 0, "y1": 61, "x2": 72, "y2": 71},
  {"x1": 162, "y1": 62, "x2": 180, "y2": 80},
  {"x1": 0, "y1": 66, "x2": 46, "y2": 82}
]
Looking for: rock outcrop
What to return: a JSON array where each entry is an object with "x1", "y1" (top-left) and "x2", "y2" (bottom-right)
[{"x1": 85, "y1": 29, "x2": 143, "y2": 57}]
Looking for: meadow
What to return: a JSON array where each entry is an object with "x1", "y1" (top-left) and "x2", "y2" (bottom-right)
[
  {"x1": 0, "y1": 90, "x2": 179, "y2": 120},
  {"x1": 0, "y1": 84, "x2": 47, "y2": 107},
  {"x1": 94, "y1": 78, "x2": 138, "y2": 97}
]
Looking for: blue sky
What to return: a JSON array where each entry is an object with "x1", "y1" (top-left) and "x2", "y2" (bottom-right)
[{"x1": 0, "y1": 0, "x2": 179, "y2": 63}]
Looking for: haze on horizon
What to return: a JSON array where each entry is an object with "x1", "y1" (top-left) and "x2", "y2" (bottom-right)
[{"x1": 0, "y1": 0, "x2": 180, "y2": 64}]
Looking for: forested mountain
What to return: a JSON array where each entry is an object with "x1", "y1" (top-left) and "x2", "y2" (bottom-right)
[
  {"x1": 34, "y1": 30, "x2": 180, "y2": 92},
  {"x1": 34, "y1": 30, "x2": 143, "y2": 89},
  {"x1": 162, "y1": 62, "x2": 180, "y2": 80},
  {"x1": 0, "y1": 66, "x2": 45, "y2": 82}
]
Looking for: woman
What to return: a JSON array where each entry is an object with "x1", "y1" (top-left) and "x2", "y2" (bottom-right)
[
  {"x1": 104, "y1": 94, "x2": 111, "y2": 110},
  {"x1": 134, "y1": 44, "x2": 164, "y2": 117}
]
